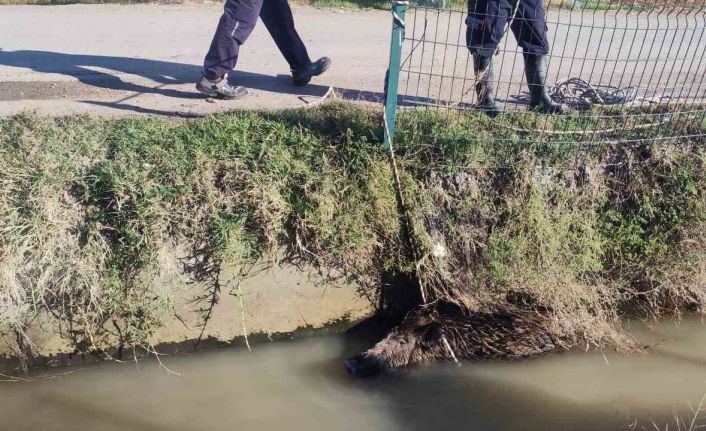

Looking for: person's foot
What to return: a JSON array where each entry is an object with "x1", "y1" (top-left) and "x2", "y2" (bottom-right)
[
  {"x1": 292, "y1": 57, "x2": 332, "y2": 87},
  {"x1": 196, "y1": 75, "x2": 248, "y2": 100},
  {"x1": 523, "y1": 54, "x2": 566, "y2": 115},
  {"x1": 473, "y1": 55, "x2": 503, "y2": 118}
]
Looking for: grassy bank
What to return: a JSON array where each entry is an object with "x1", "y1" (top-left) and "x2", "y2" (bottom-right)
[{"x1": 1, "y1": 102, "x2": 705, "y2": 362}]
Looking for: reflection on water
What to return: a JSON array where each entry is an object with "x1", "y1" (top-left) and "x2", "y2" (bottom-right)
[{"x1": 2, "y1": 317, "x2": 706, "y2": 431}]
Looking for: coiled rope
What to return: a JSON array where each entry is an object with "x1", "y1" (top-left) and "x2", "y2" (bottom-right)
[{"x1": 549, "y1": 77, "x2": 674, "y2": 109}]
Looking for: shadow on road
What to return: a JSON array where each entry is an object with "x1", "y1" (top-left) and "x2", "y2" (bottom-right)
[
  {"x1": 0, "y1": 50, "x2": 203, "y2": 98},
  {"x1": 0, "y1": 50, "x2": 453, "y2": 116},
  {"x1": 0, "y1": 49, "x2": 398, "y2": 115}
]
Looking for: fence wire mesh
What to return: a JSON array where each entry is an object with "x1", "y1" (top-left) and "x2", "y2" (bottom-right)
[{"x1": 391, "y1": 0, "x2": 706, "y2": 145}]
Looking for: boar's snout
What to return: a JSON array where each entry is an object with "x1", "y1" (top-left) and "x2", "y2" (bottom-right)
[
  {"x1": 345, "y1": 313, "x2": 446, "y2": 377},
  {"x1": 345, "y1": 355, "x2": 388, "y2": 378}
]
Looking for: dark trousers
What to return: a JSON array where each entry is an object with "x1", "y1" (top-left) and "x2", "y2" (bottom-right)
[
  {"x1": 466, "y1": 0, "x2": 549, "y2": 58},
  {"x1": 203, "y1": 0, "x2": 311, "y2": 80}
]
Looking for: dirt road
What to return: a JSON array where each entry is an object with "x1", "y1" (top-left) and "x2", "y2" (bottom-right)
[
  {"x1": 1, "y1": 4, "x2": 704, "y2": 117},
  {"x1": 0, "y1": 4, "x2": 391, "y2": 117}
]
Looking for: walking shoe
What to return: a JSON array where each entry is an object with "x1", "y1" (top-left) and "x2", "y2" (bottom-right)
[
  {"x1": 523, "y1": 54, "x2": 566, "y2": 114},
  {"x1": 292, "y1": 57, "x2": 332, "y2": 87},
  {"x1": 473, "y1": 55, "x2": 503, "y2": 118},
  {"x1": 196, "y1": 75, "x2": 248, "y2": 100}
]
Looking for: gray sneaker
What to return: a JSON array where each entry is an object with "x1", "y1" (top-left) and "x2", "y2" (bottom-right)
[{"x1": 196, "y1": 75, "x2": 248, "y2": 100}]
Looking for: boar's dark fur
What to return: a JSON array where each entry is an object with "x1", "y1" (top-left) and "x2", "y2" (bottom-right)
[{"x1": 346, "y1": 302, "x2": 570, "y2": 377}]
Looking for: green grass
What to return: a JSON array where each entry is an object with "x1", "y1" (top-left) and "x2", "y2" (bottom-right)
[{"x1": 1, "y1": 102, "x2": 705, "y2": 360}]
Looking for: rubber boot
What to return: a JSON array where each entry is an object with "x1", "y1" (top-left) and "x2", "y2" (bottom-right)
[
  {"x1": 473, "y1": 55, "x2": 503, "y2": 118},
  {"x1": 523, "y1": 54, "x2": 566, "y2": 114}
]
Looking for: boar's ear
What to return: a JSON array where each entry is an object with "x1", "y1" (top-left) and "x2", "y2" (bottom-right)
[{"x1": 420, "y1": 322, "x2": 443, "y2": 348}]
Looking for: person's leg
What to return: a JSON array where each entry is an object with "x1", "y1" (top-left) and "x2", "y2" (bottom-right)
[
  {"x1": 511, "y1": 0, "x2": 565, "y2": 113},
  {"x1": 466, "y1": 0, "x2": 508, "y2": 59},
  {"x1": 259, "y1": 0, "x2": 310, "y2": 70},
  {"x1": 259, "y1": 0, "x2": 331, "y2": 86},
  {"x1": 465, "y1": 0, "x2": 509, "y2": 116},
  {"x1": 509, "y1": 0, "x2": 549, "y2": 58},
  {"x1": 204, "y1": 0, "x2": 263, "y2": 79},
  {"x1": 198, "y1": 0, "x2": 263, "y2": 98}
]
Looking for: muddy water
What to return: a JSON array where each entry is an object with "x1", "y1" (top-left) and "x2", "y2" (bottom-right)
[{"x1": 2, "y1": 317, "x2": 706, "y2": 431}]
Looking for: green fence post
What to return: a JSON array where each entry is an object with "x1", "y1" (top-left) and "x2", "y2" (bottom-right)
[{"x1": 383, "y1": 1, "x2": 407, "y2": 152}]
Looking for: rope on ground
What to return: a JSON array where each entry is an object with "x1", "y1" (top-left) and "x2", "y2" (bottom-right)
[
  {"x1": 297, "y1": 86, "x2": 334, "y2": 108},
  {"x1": 549, "y1": 77, "x2": 637, "y2": 107},
  {"x1": 549, "y1": 77, "x2": 675, "y2": 109},
  {"x1": 494, "y1": 78, "x2": 680, "y2": 135}
]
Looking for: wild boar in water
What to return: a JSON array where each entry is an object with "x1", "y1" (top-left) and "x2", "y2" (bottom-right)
[{"x1": 345, "y1": 302, "x2": 568, "y2": 377}]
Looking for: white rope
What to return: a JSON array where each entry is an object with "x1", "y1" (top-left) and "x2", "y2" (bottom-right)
[{"x1": 297, "y1": 86, "x2": 334, "y2": 108}]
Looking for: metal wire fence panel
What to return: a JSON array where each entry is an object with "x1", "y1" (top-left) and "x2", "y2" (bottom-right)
[{"x1": 388, "y1": 0, "x2": 706, "y2": 145}]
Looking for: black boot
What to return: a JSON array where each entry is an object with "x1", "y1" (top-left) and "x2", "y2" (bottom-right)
[
  {"x1": 523, "y1": 54, "x2": 566, "y2": 114},
  {"x1": 473, "y1": 55, "x2": 502, "y2": 118},
  {"x1": 292, "y1": 57, "x2": 332, "y2": 87}
]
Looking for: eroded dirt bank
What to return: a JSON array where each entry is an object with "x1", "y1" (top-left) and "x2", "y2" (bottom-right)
[{"x1": 2, "y1": 103, "x2": 706, "y2": 371}]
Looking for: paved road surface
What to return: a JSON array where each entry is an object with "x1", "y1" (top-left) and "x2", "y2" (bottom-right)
[
  {"x1": 1, "y1": 4, "x2": 704, "y2": 117},
  {"x1": 0, "y1": 4, "x2": 391, "y2": 117}
]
